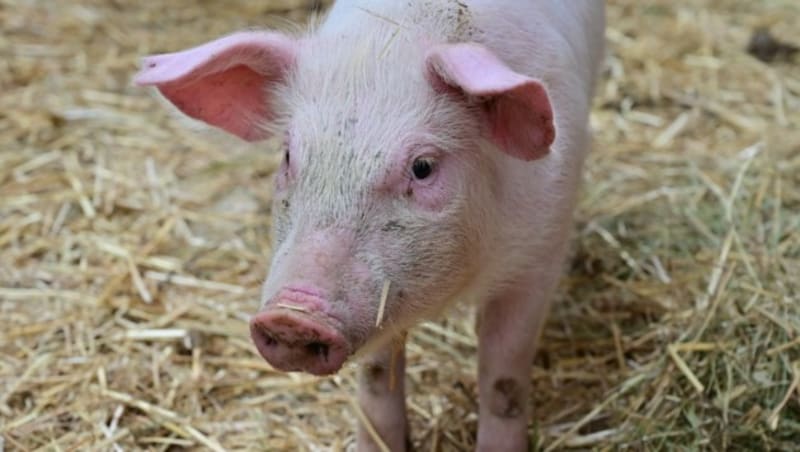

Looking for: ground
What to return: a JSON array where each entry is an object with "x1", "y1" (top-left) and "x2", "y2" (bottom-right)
[{"x1": 1, "y1": 0, "x2": 799, "y2": 450}]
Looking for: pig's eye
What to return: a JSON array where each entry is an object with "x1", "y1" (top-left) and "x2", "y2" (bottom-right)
[
  {"x1": 284, "y1": 149, "x2": 291, "y2": 166},
  {"x1": 411, "y1": 157, "x2": 435, "y2": 180}
]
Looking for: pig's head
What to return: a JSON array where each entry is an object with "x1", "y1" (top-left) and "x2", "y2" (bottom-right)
[{"x1": 135, "y1": 24, "x2": 554, "y2": 375}]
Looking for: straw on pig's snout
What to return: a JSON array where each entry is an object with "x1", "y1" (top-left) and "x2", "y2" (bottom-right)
[{"x1": 375, "y1": 280, "x2": 392, "y2": 327}]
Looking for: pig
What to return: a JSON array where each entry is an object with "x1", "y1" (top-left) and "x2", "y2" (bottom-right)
[{"x1": 134, "y1": 1, "x2": 605, "y2": 450}]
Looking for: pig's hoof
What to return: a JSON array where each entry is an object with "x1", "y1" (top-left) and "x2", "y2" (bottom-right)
[{"x1": 250, "y1": 309, "x2": 349, "y2": 375}]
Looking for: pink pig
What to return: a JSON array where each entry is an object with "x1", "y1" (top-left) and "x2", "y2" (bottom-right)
[{"x1": 135, "y1": 1, "x2": 605, "y2": 450}]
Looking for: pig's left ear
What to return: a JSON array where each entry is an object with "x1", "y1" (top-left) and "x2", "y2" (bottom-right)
[
  {"x1": 425, "y1": 43, "x2": 555, "y2": 161},
  {"x1": 134, "y1": 31, "x2": 297, "y2": 142}
]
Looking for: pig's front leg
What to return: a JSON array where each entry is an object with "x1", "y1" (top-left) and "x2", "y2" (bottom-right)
[
  {"x1": 476, "y1": 268, "x2": 562, "y2": 451},
  {"x1": 356, "y1": 337, "x2": 408, "y2": 452}
]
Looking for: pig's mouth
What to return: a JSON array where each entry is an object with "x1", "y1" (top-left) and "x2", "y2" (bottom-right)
[{"x1": 249, "y1": 308, "x2": 352, "y2": 376}]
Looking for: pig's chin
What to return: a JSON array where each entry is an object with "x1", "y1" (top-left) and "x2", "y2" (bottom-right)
[
  {"x1": 348, "y1": 327, "x2": 399, "y2": 361},
  {"x1": 350, "y1": 288, "x2": 478, "y2": 361}
]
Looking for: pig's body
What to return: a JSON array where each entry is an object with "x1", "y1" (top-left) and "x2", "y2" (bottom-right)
[{"x1": 136, "y1": 1, "x2": 605, "y2": 450}]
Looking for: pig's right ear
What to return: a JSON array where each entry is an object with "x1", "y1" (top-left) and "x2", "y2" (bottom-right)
[
  {"x1": 425, "y1": 43, "x2": 555, "y2": 161},
  {"x1": 134, "y1": 31, "x2": 297, "y2": 142}
]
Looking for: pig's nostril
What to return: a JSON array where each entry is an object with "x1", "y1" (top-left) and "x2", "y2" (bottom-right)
[
  {"x1": 253, "y1": 326, "x2": 278, "y2": 347},
  {"x1": 306, "y1": 342, "x2": 329, "y2": 360}
]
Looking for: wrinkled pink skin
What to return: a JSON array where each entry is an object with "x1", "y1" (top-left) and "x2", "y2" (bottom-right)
[{"x1": 136, "y1": 1, "x2": 605, "y2": 450}]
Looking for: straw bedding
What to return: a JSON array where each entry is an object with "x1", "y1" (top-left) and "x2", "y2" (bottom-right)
[{"x1": 1, "y1": 0, "x2": 798, "y2": 450}]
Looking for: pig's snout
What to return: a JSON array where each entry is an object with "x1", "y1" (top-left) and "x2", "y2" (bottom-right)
[{"x1": 250, "y1": 308, "x2": 350, "y2": 376}]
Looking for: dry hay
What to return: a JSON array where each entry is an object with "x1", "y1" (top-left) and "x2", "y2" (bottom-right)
[{"x1": 1, "y1": 0, "x2": 799, "y2": 450}]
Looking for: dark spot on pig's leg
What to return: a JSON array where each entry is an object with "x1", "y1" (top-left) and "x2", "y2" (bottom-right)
[
  {"x1": 490, "y1": 377, "x2": 523, "y2": 419},
  {"x1": 360, "y1": 362, "x2": 387, "y2": 396},
  {"x1": 281, "y1": 199, "x2": 290, "y2": 209},
  {"x1": 366, "y1": 362, "x2": 384, "y2": 380}
]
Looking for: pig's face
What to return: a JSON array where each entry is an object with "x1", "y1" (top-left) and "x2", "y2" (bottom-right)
[
  {"x1": 257, "y1": 40, "x2": 496, "y2": 374},
  {"x1": 134, "y1": 26, "x2": 554, "y2": 376}
]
